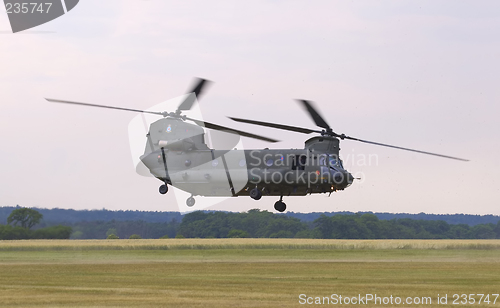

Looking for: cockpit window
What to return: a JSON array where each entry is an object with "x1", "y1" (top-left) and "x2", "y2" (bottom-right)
[
  {"x1": 318, "y1": 155, "x2": 326, "y2": 166},
  {"x1": 329, "y1": 157, "x2": 344, "y2": 169}
]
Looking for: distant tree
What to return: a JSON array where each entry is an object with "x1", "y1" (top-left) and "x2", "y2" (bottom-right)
[
  {"x1": 71, "y1": 231, "x2": 84, "y2": 239},
  {"x1": 470, "y1": 224, "x2": 496, "y2": 239},
  {"x1": 494, "y1": 221, "x2": 500, "y2": 239},
  {"x1": 0, "y1": 224, "x2": 30, "y2": 240},
  {"x1": 269, "y1": 230, "x2": 294, "y2": 238},
  {"x1": 294, "y1": 229, "x2": 316, "y2": 239},
  {"x1": 7, "y1": 208, "x2": 43, "y2": 229},
  {"x1": 32, "y1": 226, "x2": 72, "y2": 239},
  {"x1": 175, "y1": 234, "x2": 185, "y2": 239},
  {"x1": 314, "y1": 215, "x2": 335, "y2": 238},
  {"x1": 227, "y1": 229, "x2": 250, "y2": 238},
  {"x1": 160, "y1": 235, "x2": 169, "y2": 239},
  {"x1": 106, "y1": 228, "x2": 118, "y2": 238},
  {"x1": 107, "y1": 234, "x2": 119, "y2": 239},
  {"x1": 179, "y1": 209, "x2": 307, "y2": 238},
  {"x1": 447, "y1": 224, "x2": 471, "y2": 239},
  {"x1": 129, "y1": 234, "x2": 142, "y2": 239}
]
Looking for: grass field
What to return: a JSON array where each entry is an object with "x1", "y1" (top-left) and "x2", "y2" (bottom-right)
[{"x1": 0, "y1": 239, "x2": 499, "y2": 307}]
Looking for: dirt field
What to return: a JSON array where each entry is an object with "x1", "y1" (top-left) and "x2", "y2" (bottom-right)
[{"x1": 0, "y1": 239, "x2": 499, "y2": 307}]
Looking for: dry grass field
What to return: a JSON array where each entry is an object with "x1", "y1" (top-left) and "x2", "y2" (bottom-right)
[{"x1": 0, "y1": 239, "x2": 499, "y2": 307}]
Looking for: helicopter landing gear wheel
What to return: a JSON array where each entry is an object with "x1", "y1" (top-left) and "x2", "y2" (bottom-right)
[
  {"x1": 249, "y1": 188, "x2": 262, "y2": 200},
  {"x1": 274, "y1": 201, "x2": 286, "y2": 212},
  {"x1": 274, "y1": 195, "x2": 286, "y2": 212},
  {"x1": 186, "y1": 197, "x2": 195, "y2": 207},
  {"x1": 159, "y1": 184, "x2": 168, "y2": 195}
]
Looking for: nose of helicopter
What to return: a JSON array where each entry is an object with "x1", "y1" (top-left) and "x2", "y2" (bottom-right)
[
  {"x1": 331, "y1": 170, "x2": 354, "y2": 189},
  {"x1": 346, "y1": 172, "x2": 354, "y2": 187}
]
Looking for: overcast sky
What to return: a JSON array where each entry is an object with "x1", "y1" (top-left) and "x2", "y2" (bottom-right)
[{"x1": 1, "y1": 1, "x2": 499, "y2": 215}]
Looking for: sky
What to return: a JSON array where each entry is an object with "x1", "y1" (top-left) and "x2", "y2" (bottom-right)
[{"x1": 0, "y1": 1, "x2": 499, "y2": 215}]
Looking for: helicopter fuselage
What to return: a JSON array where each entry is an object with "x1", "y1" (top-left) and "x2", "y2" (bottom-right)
[{"x1": 140, "y1": 118, "x2": 353, "y2": 199}]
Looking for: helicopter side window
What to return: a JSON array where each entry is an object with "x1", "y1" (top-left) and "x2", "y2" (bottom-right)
[
  {"x1": 292, "y1": 154, "x2": 306, "y2": 170},
  {"x1": 318, "y1": 155, "x2": 327, "y2": 166}
]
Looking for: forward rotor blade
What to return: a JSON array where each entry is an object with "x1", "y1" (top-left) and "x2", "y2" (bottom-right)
[
  {"x1": 46, "y1": 98, "x2": 164, "y2": 116},
  {"x1": 297, "y1": 99, "x2": 330, "y2": 130},
  {"x1": 342, "y1": 135, "x2": 469, "y2": 161},
  {"x1": 229, "y1": 117, "x2": 321, "y2": 134},
  {"x1": 185, "y1": 117, "x2": 279, "y2": 143},
  {"x1": 177, "y1": 78, "x2": 212, "y2": 112}
]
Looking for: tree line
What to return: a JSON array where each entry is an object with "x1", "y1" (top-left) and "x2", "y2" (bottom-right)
[
  {"x1": 178, "y1": 210, "x2": 500, "y2": 239},
  {"x1": 2, "y1": 206, "x2": 499, "y2": 226},
  {"x1": 1, "y1": 207, "x2": 500, "y2": 240},
  {"x1": 313, "y1": 213, "x2": 500, "y2": 239},
  {"x1": 0, "y1": 206, "x2": 182, "y2": 225},
  {"x1": 287, "y1": 211, "x2": 500, "y2": 226}
]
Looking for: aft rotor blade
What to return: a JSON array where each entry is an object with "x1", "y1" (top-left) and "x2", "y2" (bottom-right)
[
  {"x1": 46, "y1": 98, "x2": 164, "y2": 116},
  {"x1": 342, "y1": 135, "x2": 469, "y2": 161},
  {"x1": 177, "y1": 78, "x2": 212, "y2": 112},
  {"x1": 297, "y1": 99, "x2": 331, "y2": 130},
  {"x1": 186, "y1": 117, "x2": 279, "y2": 143},
  {"x1": 229, "y1": 117, "x2": 321, "y2": 134}
]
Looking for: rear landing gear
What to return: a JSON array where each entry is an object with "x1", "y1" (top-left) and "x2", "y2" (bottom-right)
[
  {"x1": 274, "y1": 201, "x2": 286, "y2": 212},
  {"x1": 249, "y1": 188, "x2": 262, "y2": 200},
  {"x1": 274, "y1": 195, "x2": 286, "y2": 212},
  {"x1": 186, "y1": 196, "x2": 195, "y2": 207},
  {"x1": 159, "y1": 184, "x2": 168, "y2": 194}
]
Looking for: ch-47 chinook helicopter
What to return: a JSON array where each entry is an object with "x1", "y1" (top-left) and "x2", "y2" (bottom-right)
[{"x1": 47, "y1": 78, "x2": 468, "y2": 212}]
